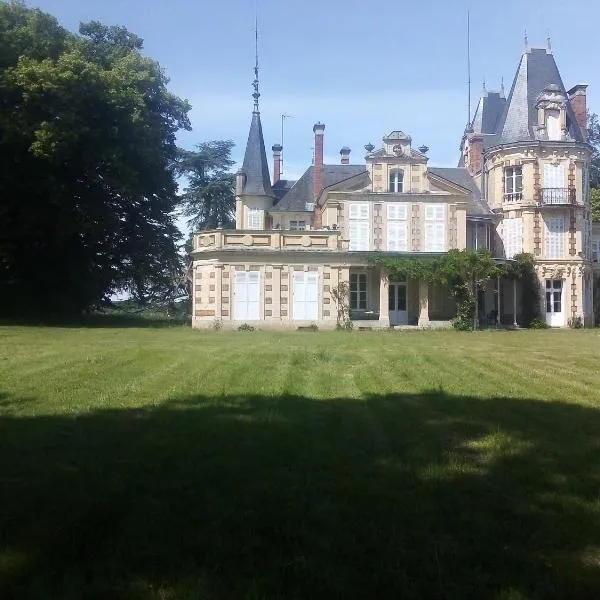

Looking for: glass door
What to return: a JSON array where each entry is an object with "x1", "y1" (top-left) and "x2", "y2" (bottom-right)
[
  {"x1": 389, "y1": 283, "x2": 408, "y2": 325},
  {"x1": 545, "y1": 279, "x2": 564, "y2": 327}
]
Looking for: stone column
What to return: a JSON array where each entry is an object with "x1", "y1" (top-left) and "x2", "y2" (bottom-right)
[
  {"x1": 379, "y1": 269, "x2": 390, "y2": 327},
  {"x1": 418, "y1": 279, "x2": 429, "y2": 327}
]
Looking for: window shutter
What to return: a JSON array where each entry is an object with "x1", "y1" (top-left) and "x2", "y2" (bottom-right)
[
  {"x1": 234, "y1": 271, "x2": 260, "y2": 320},
  {"x1": 545, "y1": 217, "x2": 565, "y2": 258},
  {"x1": 293, "y1": 272, "x2": 318, "y2": 320},
  {"x1": 544, "y1": 163, "x2": 564, "y2": 188}
]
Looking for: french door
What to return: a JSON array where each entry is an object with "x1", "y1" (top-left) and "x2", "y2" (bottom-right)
[
  {"x1": 234, "y1": 271, "x2": 260, "y2": 320},
  {"x1": 545, "y1": 279, "x2": 564, "y2": 327},
  {"x1": 293, "y1": 272, "x2": 319, "y2": 321},
  {"x1": 389, "y1": 283, "x2": 408, "y2": 325}
]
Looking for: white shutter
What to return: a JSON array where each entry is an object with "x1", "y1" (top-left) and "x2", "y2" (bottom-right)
[
  {"x1": 234, "y1": 271, "x2": 260, "y2": 320},
  {"x1": 545, "y1": 217, "x2": 565, "y2": 259},
  {"x1": 247, "y1": 208, "x2": 263, "y2": 230},
  {"x1": 349, "y1": 204, "x2": 370, "y2": 251},
  {"x1": 503, "y1": 218, "x2": 523, "y2": 259},
  {"x1": 544, "y1": 163, "x2": 564, "y2": 188},
  {"x1": 293, "y1": 272, "x2": 319, "y2": 320},
  {"x1": 387, "y1": 222, "x2": 407, "y2": 251},
  {"x1": 387, "y1": 204, "x2": 407, "y2": 221}
]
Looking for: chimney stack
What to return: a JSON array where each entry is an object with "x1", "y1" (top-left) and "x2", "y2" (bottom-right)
[
  {"x1": 567, "y1": 84, "x2": 588, "y2": 140},
  {"x1": 312, "y1": 122, "x2": 325, "y2": 229},
  {"x1": 272, "y1": 143, "x2": 283, "y2": 184},
  {"x1": 465, "y1": 132, "x2": 483, "y2": 176},
  {"x1": 340, "y1": 146, "x2": 351, "y2": 165}
]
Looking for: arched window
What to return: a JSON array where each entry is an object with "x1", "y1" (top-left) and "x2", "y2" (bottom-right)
[{"x1": 389, "y1": 170, "x2": 404, "y2": 193}]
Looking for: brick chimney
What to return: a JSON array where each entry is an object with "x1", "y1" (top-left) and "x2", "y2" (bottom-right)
[
  {"x1": 567, "y1": 84, "x2": 588, "y2": 139},
  {"x1": 465, "y1": 132, "x2": 483, "y2": 176},
  {"x1": 272, "y1": 143, "x2": 282, "y2": 185},
  {"x1": 340, "y1": 146, "x2": 351, "y2": 164},
  {"x1": 312, "y1": 122, "x2": 325, "y2": 229}
]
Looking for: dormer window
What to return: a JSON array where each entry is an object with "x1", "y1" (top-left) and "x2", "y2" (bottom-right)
[
  {"x1": 546, "y1": 109, "x2": 561, "y2": 140},
  {"x1": 389, "y1": 170, "x2": 404, "y2": 193}
]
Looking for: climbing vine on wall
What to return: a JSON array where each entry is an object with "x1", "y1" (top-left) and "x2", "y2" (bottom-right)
[{"x1": 374, "y1": 250, "x2": 540, "y2": 330}]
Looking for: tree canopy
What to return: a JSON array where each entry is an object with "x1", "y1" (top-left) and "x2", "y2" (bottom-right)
[
  {"x1": 177, "y1": 141, "x2": 236, "y2": 231},
  {"x1": 0, "y1": 1, "x2": 191, "y2": 315}
]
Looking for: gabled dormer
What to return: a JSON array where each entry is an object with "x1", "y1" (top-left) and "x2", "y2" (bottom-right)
[{"x1": 366, "y1": 130, "x2": 429, "y2": 193}]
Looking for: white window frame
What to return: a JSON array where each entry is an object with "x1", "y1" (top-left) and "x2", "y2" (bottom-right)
[
  {"x1": 350, "y1": 273, "x2": 368, "y2": 310},
  {"x1": 545, "y1": 216, "x2": 566, "y2": 259},
  {"x1": 504, "y1": 166, "x2": 523, "y2": 201},
  {"x1": 424, "y1": 204, "x2": 445, "y2": 252},
  {"x1": 503, "y1": 217, "x2": 523, "y2": 259},
  {"x1": 234, "y1": 271, "x2": 261, "y2": 321},
  {"x1": 389, "y1": 170, "x2": 404, "y2": 193},
  {"x1": 546, "y1": 109, "x2": 561, "y2": 141},
  {"x1": 592, "y1": 239, "x2": 600, "y2": 264},
  {"x1": 289, "y1": 220, "x2": 306, "y2": 231},
  {"x1": 247, "y1": 207, "x2": 263, "y2": 230},
  {"x1": 293, "y1": 271, "x2": 319, "y2": 321},
  {"x1": 387, "y1": 204, "x2": 408, "y2": 251},
  {"x1": 348, "y1": 203, "x2": 370, "y2": 251}
]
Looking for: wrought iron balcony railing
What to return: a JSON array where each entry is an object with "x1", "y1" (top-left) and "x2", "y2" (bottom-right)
[
  {"x1": 540, "y1": 188, "x2": 576, "y2": 205},
  {"x1": 503, "y1": 192, "x2": 523, "y2": 202}
]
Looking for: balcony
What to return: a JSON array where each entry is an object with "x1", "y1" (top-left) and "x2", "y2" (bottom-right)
[
  {"x1": 540, "y1": 188, "x2": 576, "y2": 205},
  {"x1": 193, "y1": 229, "x2": 349, "y2": 253}
]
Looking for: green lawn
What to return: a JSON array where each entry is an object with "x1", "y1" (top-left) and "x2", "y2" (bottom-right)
[{"x1": 1, "y1": 325, "x2": 600, "y2": 599}]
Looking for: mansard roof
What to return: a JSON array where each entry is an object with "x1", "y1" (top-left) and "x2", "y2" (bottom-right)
[
  {"x1": 272, "y1": 164, "x2": 365, "y2": 212},
  {"x1": 471, "y1": 91, "x2": 506, "y2": 135},
  {"x1": 428, "y1": 167, "x2": 493, "y2": 217},
  {"x1": 241, "y1": 111, "x2": 274, "y2": 197},
  {"x1": 487, "y1": 48, "x2": 585, "y2": 147}
]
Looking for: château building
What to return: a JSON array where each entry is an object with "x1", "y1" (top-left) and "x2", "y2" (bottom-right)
[{"x1": 191, "y1": 45, "x2": 593, "y2": 328}]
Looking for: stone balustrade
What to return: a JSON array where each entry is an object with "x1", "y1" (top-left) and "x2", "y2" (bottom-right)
[{"x1": 193, "y1": 230, "x2": 349, "y2": 252}]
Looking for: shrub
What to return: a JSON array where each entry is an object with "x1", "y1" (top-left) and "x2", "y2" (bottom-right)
[
  {"x1": 237, "y1": 323, "x2": 255, "y2": 332},
  {"x1": 568, "y1": 315, "x2": 583, "y2": 329},
  {"x1": 528, "y1": 317, "x2": 549, "y2": 329},
  {"x1": 452, "y1": 297, "x2": 476, "y2": 331},
  {"x1": 213, "y1": 319, "x2": 223, "y2": 331},
  {"x1": 308, "y1": 323, "x2": 319, "y2": 331}
]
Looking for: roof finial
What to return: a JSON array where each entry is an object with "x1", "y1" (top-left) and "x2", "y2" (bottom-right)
[
  {"x1": 252, "y1": 13, "x2": 260, "y2": 112},
  {"x1": 467, "y1": 10, "x2": 471, "y2": 126},
  {"x1": 483, "y1": 77, "x2": 486, "y2": 93},
  {"x1": 547, "y1": 34, "x2": 552, "y2": 53},
  {"x1": 501, "y1": 76, "x2": 505, "y2": 97},
  {"x1": 524, "y1": 29, "x2": 529, "y2": 52}
]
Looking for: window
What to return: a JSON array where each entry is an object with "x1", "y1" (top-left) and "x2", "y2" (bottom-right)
[
  {"x1": 546, "y1": 109, "x2": 561, "y2": 140},
  {"x1": 545, "y1": 217, "x2": 565, "y2": 259},
  {"x1": 293, "y1": 271, "x2": 319, "y2": 320},
  {"x1": 289, "y1": 220, "x2": 306, "y2": 231},
  {"x1": 387, "y1": 204, "x2": 408, "y2": 251},
  {"x1": 348, "y1": 204, "x2": 370, "y2": 251},
  {"x1": 545, "y1": 279, "x2": 563, "y2": 314},
  {"x1": 234, "y1": 271, "x2": 260, "y2": 320},
  {"x1": 504, "y1": 166, "x2": 523, "y2": 201},
  {"x1": 424, "y1": 204, "x2": 445, "y2": 252},
  {"x1": 350, "y1": 273, "x2": 367, "y2": 310},
  {"x1": 503, "y1": 218, "x2": 523, "y2": 259},
  {"x1": 247, "y1": 207, "x2": 263, "y2": 230},
  {"x1": 592, "y1": 239, "x2": 600, "y2": 263},
  {"x1": 389, "y1": 170, "x2": 404, "y2": 193},
  {"x1": 583, "y1": 164, "x2": 590, "y2": 204},
  {"x1": 543, "y1": 163, "x2": 565, "y2": 189}
]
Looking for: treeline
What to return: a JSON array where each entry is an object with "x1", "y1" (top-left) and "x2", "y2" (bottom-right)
[{"x1": 0, "y1": 1, "x2": 235, "y2": 317}]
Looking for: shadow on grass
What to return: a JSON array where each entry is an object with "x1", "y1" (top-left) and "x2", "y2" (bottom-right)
[{"x1": 1, "y1": 392, "x2": 599, "y2": 599}]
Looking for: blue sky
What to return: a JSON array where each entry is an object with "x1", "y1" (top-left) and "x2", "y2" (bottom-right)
[{"x1": 31, "y1": 0, "x2": 598, "y2": 181}]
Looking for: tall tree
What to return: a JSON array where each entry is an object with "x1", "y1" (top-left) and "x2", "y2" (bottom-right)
[
  {"x1": 177, "y1": 141, "x2": 236, "y2": 230},
  {"x1": 587, "y1": 113, "x2": 600, "y2": 221},
  {"x1": 0, "y1": 2, "x2": 191, "y2": 315}
]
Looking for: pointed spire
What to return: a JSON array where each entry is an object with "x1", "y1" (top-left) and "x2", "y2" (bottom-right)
[
  {"x1": 501, "y1": 76, "x2": 505, "y2": 97},
  {"x1": 547, "y1": 35, "x2": 552, "y2": 53},
  {"x1": 524, "y1": 29, "x2": 529, "y2": 52},
  {"x1": 252, "y1": 15, "x2": 260, "y2": 112},
  {"x1": 483, "y1": 78, "x2": 487, "y2": 93}
]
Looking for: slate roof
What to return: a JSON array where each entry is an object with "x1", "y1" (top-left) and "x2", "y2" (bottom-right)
[
  {"x1": 428, "y1": 167, "x2": 493, "y2": 217},
  {"x1": 486, "y1": 48, "x2": 585, "y2": 148},
  {"x1": 272, "y1": 164, "x2": 366, "y2": 212},
  {"x1": 241, "y1": 111, "x2": 274, "y2": 197},
  {"x1": 272, "y1": 179, "x2": 296, "y2": 201},
  {"x1": 471, "y1": 91, "x2": 506, "y2": 135}
]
